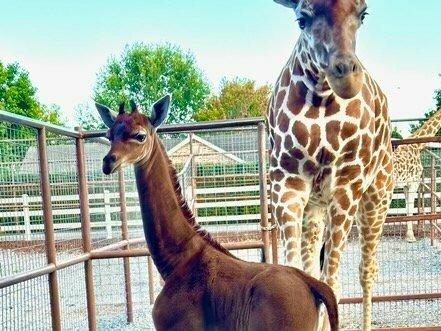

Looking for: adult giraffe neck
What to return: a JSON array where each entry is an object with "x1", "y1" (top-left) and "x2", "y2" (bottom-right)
[{"x1": 289, "y1": 36, "x2": 331, "y2": 97}]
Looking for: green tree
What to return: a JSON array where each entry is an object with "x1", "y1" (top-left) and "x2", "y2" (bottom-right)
[
  {"x1": 92, "y1": 43, "x2": 210, "y2": 124},
  {"x1": 0, "y1": 61, "x2": 62, "y2": 165},
  {"x1": 410, "y1": 84, "x2": 441, "y2": 135},
  {"x1": 0, "y1": 61, "x2": 61, "y2": 124},
  {"x1": 193, "y1": 78, "x2": 270, "y2": 121},
  {"x1": 391, "y1": 127, "x2": 403, "y2": 139},
  {"x1": 75, "y1": 103, "x2": 107, "y2": 130}
]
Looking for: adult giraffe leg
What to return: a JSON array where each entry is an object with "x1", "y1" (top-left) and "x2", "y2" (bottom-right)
[
  {"x1": 270, "y1": 172, "x2": 310, "y2": 269},
  {"x1": 317, "y1": 188, "x2": 361, "y2": 331},
  {"x1": 404, "y1": 183, "x2": 418, "y2": 242},
  {"x1": 358, "y1": 175, "x2": 393, "y2": 331},
  {"x1": 301, "y1": 205, "x2": 326, "y2": 279}
]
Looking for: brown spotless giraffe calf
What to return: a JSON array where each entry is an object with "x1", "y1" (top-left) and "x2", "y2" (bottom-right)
[
  {"x1": 268, "y1": 1, "x2": 394, "y2": 330},
  {"x1": 394, "y1": 107, "x2": 441, "y2": 242},
  {"x1": 96, "y1": 96, "x2": 338, "y2": 331}
]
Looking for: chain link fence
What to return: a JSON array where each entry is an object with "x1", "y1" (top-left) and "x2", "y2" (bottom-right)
[{"x1": 1, "y1": 112, "x2": 440, "y2": 330}]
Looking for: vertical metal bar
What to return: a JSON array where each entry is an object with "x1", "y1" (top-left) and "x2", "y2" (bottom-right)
[
  {"x1": 75, "y1": 132, "x2": 97, "y2": 331},
  {"x1": 430, "y1": 155, "x2": 436, "y2": 246},
  {"x1": 118, "y1": 170, "x2": 134, "y2": 323},
  {"x1": 257, "y1": 122, "x2": 271, "y2": 263},
  {"x1": 189, "y1": 132, "x2": 197, "y2": 214},
  {"x1": 37, "y1": 127, "x2": 61, "y2": 331},
  {"x1": 147, "y1": 256, "x2": 155, "y2": 304},
  {"x1": 417, "y1": 186, "x2": 423, "y2": 235},
  {"x1": 270, "y1": 183, "x2": 279, "y2": 265}
]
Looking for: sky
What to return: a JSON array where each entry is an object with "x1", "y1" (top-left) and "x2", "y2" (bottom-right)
[{"x1": 1, "y1": 0, "x2": 440, "y2": 133}]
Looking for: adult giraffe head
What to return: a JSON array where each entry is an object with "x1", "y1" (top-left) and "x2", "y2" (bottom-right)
[
  {"x1": 275, "y1": 0, "x2": 368, "y2": 99},
  {"x1": 96, "y1": 95, "x2": 171, "y2": 175}
]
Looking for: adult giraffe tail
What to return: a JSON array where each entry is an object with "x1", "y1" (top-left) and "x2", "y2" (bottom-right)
[{"x1": 294, "y1": 269, "x2": 339, "y2": 331}]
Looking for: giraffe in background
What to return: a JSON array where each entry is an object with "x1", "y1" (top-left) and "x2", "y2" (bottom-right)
[
  {"x1": 268, "y1": 1, "x2": 394, "y2": 330},
  {"x1": 393, "y1": 107, "x2": 441, "y2": 242}
]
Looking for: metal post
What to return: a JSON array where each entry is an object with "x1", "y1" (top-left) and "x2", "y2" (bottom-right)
[
  {"x1": 103, "y1": 190, "x2": 112, "y2": 239},
  {"x1": 37, "y1": 127, "x2": 61, "y2": 331},
  {"x1": 189, "y1": 132, "x2": 197, "y2": 214},
  {"x1": 147, "y1": 256, "x2": 155, "y2": 304},
  {"x1": 257, "y1": 122, "x2": 271, "y2": 263},
  {"x1": 75, "y1": 131, "x2": 97, "y2": 331},
  {"x1": 23, "y1": 194, "x2": 31, "y2": 241},
  {"x1": 270, "y1": 183, "x2": 279, "y2": 265},
  {"x1": 430, "y1": 155, "x2": 436, "y2": 246},
  {"x1": 118, "y1": 170, "x2": 134, "y2": 323}
]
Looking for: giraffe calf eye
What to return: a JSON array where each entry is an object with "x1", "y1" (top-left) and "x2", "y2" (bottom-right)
[
  {"x1": 133, "y1": 133, "x2": 146, "y2": 142},
  {"x1": 297, "y1": 17, "x2": 307, "y2": 30}
]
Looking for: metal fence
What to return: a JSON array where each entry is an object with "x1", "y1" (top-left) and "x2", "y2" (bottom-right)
[{"x1": 0, "y1": 111, "x2": 440, "y2": 330}]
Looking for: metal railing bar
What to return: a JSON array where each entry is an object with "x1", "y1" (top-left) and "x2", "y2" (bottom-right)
[
  {"x1": 340, "y1": 291, "x2": 441, "y2": 304},
  {"x1": 392, "y1": 136, "x2": 441, "y2": 147},
  {"x1": 0, "y1": 253, "x2": 90, "y2": 289},
  {"x1": 420, "y1": 182, "x2": 441, "y2": 203},
  {"x1": 82, "y1": 117, "x2": 266, "y2": 138},
  {"x1": 0, "y1": 110, "x2": 79, "y2": 137},
  {"x1": 0, "y1": 264, "x2": 56, "y2": 289}
]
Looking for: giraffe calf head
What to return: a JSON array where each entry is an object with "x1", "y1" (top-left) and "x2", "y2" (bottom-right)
[
  {"x1": 96, "y1": 95, "x2": 171, "y2": 175},
  {"x1": 275, "y1": 0, "x2": 368, "y2": 99}
]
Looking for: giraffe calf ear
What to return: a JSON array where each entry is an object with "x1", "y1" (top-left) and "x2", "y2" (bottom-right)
[
  {"x1": 95, "y1": 103, "x2": 117, "y2": 128},
  {"x1": 274, "y1": 0, "x2": 299, "y2": 8},
  {"x1": 149, "y1": 94, "x2": 171, "y2": 129}
]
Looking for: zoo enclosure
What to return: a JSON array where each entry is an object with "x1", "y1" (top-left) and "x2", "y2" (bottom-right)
[{"x1": 0, "y1": 111, "x2": 440, "y2": 330}]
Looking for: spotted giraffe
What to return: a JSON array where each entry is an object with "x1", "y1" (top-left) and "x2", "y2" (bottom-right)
[
  {"x1": 268, "y1": 1, "x2": 394, "y2": 330},
  {"x1": 394, "y1": 107, "x2": 441, "y2": 242}
]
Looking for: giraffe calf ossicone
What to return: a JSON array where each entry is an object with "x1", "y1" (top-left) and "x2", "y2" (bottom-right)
[{"x1": 268, "y1": 1, "x2": 394, "y2": 330}]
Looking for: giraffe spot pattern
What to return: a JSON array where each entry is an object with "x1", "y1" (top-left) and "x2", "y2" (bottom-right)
[
  {"x1": 325, "y1": 95, "x2": 340, "y2": 117},
  {"x1": 286, "y1": 177, "x2": 306, "y2": 191},
  {"x1": 280, "y1": 68, "x2": 291, "y2": 87},
  {"x1": 341, "y1": 122, "x2": 357, "y2": 140},
  {"x1": 346, "y1": 99, "x2": 361, "y2": 118},
  {"x1": 307, "y1": 124, "x2": 321, "y2": 155},
  {"x1": 326, "y1": 121, "x2": 341, "y2": 150},
  {"x1": 275, "y1": 90, "x2": 286, "y2": 109},
  {"x1": 287, "y1": 81, "x2": 308, "y2": 115},
  {"x1": 281, "y1": 153, "x2": 299, "y2": 173},
  {"x1": 278, "y1": 112, "x2": 290, "y2": 133},
  {"x1": 293, "y1": 121, "x2": 309, "y2": 147}
]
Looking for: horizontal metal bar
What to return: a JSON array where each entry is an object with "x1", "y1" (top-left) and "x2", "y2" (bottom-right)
[
  {"x1": 390, "y1": 118, "x2": 425, "y2": 123},
  {"x1": 345, "y1": 327, "x2": 441, "y2": 331},
  {"x1": 82, "y1": 117, "x2": 265, "y2": 138},
  {"x1": 92, "y1": 240, "x2": 130, "y2": 252},
  {"x1": 91, "y1": 249, "x2": 150, "y2": 259},
  {"x1": 0, "y1": 110, "x2": 80, "y2": 137},
  {"x1": 0, "y1": 253, "x2": 91, "y2": 288},
  {"x1": 0, "y1": 264, "x2": 56, "y2": 288},
  {"x1": 386, "y1": 213, "x2": 441, "y2": 223},
  {"x1": 340, "y1": 291, "x2": 441, "y2": 304},
  {"x1": 393, "y1": 136, "x2": 441, "y2": 147},
  {"x1": 90, "y1": 240, "x2": 264, "y2": 259},
  {"x1": 56, "y1": 253, "x2": 90, "y2": 270}
]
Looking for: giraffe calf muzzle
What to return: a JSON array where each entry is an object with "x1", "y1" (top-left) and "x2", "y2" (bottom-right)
[{"x1": 103, "y1": 153, "x2": 118, "y2": 175}]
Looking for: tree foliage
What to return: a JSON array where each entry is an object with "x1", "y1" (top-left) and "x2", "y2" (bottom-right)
[
  {"x1": 0, "y1": 61, "x2": 61, "y2": 124},
  {"x1": 0, "y1": 61, "x2": 62, "y2": 164},
  {"x1": 75, "y1": 103, "x2": 107, "y2": 131},
  {"x1": 193, "y1": 78, "x2": 271, "y2": 122},
  {"x1": 410, "y1": 86, "x2": 441, "y2": 135},
  {"x1": 92, "y1": 43, "x2": 210, "y2": 125},
  {"x1": 391, "y1": 127, "x2": 403, "y2": 139}
]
